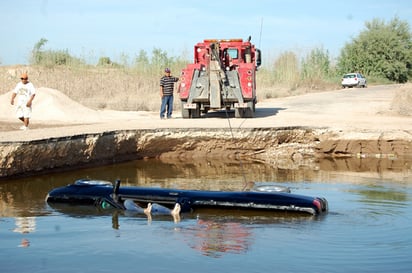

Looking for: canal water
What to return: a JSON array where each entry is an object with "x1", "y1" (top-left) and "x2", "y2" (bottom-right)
[{"x1": 1, "y1": 158, "x2": 411, "y2": 273}]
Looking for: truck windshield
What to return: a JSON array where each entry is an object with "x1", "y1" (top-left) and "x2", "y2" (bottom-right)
[{"x1": 227, "y1": 48, "x2": 238, "y2": 59}]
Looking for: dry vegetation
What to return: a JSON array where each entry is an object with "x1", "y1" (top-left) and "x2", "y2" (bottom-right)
[
  {"x1": 391, "y1": 83, "x2": 412, "y2": 116},
  {"x1": 1, "y1": 65, "x2": 411, "y2": 115},
  {"x1": 0, "y1": 65, "x2": 338, "y2": 112},
  {"x1": 1, "y1": 65, "x2": 160, "y2": 111}
]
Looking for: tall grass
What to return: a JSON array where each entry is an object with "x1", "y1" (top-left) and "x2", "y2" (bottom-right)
[{"x1": 0, "y1": 46, "x2": 395, "y2": 112}]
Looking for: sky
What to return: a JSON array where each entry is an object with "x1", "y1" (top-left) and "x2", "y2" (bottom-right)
[{"x1": 1, "y1": 0, "x2": 411, "y2": 65}]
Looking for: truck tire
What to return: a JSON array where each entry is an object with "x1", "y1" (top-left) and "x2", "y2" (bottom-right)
[
  {"x1": 190, "y1": 106, "x2": 201, "y2": 118},
  {"x1": 235, "y1": 103, "x2": 255, "y2": 118},
  {"x1": 235, "y1": 108, "x2": 242, "y2": 118},
  {"x1": 244, "y1": 107, "x2": 254, "y2": 118},
  {"x1": 249, "y1": 101, "x2": 256, "y2": 114},
  {"x1": 182, "y1": 102, "x2": 201, "y2": 118},
  {"x1": 181, "y1": 102, "x2": 190, "y2": 119}
]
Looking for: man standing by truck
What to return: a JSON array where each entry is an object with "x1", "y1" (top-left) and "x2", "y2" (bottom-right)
[{"x1": 160, "y1": 68, "x2": 179, "y2": 119}]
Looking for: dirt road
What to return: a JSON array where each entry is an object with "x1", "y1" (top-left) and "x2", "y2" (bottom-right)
[{"x1": 0, "y1": 84, "x2": 410, "y2": 143}]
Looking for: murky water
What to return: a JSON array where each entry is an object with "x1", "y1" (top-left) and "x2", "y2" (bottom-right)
[{"x1": 1, "y1": 158, "x2": 411, "y2": 273}]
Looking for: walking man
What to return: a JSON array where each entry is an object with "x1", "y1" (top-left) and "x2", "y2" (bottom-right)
[
  {"x1": 10, "y1": 73, "x2": 36, "y2": 130},
  {"x1": 160, "y1": 68, "x2": 179, "y2": 119}
]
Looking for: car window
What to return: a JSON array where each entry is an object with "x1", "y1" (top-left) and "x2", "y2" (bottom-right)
[{"x1": 344, "y1": 74, "x2": 355, "y2": 78}]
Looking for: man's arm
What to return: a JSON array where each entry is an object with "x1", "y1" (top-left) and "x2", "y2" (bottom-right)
[
  {"x1": 10, "y1": 92, "x2": 16, "y2": 105},
  {"x1": 26, "y1": 94, "x2": 35, "y2": 107}
]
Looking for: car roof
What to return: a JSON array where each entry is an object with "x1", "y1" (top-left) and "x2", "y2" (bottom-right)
[{"x1": 343, "y1": 73, "x2": 364, "y2": 77}]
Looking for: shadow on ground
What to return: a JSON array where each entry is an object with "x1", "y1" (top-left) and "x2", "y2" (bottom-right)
[{"x1": 194, "y1": 107, "x2": 287, "y2": 119}]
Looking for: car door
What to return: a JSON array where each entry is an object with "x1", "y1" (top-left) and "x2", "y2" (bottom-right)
[{"x1": 357, "y1": 73, "x2": 365, "y2": 86}]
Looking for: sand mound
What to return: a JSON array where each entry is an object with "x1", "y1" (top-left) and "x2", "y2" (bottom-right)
[
  {"x1": 390, "y1": 84, "x2": 412, "y2": 116},
  {"x1": 0, "y1": 87, "x2": 103, "y2": 123}
]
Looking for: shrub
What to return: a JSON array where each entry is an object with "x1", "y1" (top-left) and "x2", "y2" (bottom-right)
[{"x1": 337, "y1": 16, "x2": 412, "y2": 83}]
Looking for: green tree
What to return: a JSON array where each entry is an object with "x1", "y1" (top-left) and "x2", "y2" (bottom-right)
[
  {"x1": 151, "y1": 48, "x2": 171, "y2": 72},
  {"x1": 97, "y1": 56, "x2": 113, "y2": 66},
  {"x1": 133, "y1": 49, "x2": 150, "y2": 72},
  {"x1": 31, "y1": 38, "x2": 48, "y2": 64},
  {"x1": 337, "y1": 16, "x2": 412, "y2": 83},
  {"x1": 273, "y1": 51, "x2": 299, "y2": 85},
  {"x1": 301, "y1": 47, "x2": 331, "y2": 80},
  {"x1": 30, "y1": 38, "x2": 84, "y2": 67}
]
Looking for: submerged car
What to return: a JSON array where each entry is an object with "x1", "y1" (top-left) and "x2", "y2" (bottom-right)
[
  {"x1": 46, "y1": 179, "x2": 328, "y2": 216},
  {"x1": 341, "y1": 73, "x2": 367, "y2": 88}
]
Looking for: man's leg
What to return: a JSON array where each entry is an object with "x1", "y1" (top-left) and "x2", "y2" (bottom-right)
[
  {"x1": 160, "y1": 97, "x2": 167, "y2": 119},
  {"x1": 18, "y1": 117, "x2": 26, "y2": 130},
  {"x1": 17, "y1": 106, "x2": 24, "y2": 124},
  {"x1": 171, "y1": 203, "x2": 181, "y2": 223},
  {"x1": 167, "y1": 96, "x2": 174, "y2": 118},
  {"x1": 20, "y1": 106, "x2": 31, "y2": 128}
]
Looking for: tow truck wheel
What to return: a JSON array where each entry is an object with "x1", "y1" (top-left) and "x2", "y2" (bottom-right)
[
  {"x1": 190, "y1": 104, "x2": 201, "y2": 118},
  {"x1": 235, "y1": 102, "x2": 255, "y2": 118},
  {"x1": 235, "y1": 108, "x2": 241, "y2": 118},
  {"x1": 181, "y1": 102, "x2": 189, "y2": 118},
  {"x1": 248, "y1": 101, "x2": 256, "y2": 116}
]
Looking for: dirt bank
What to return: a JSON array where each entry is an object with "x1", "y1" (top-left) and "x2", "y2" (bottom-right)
[{"x1": 0, "y1": 84, "x2": 411, "y2": 177}]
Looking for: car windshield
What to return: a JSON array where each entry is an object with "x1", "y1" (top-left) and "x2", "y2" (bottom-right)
[{"x1": 344, "y1": 74, "x2": 356, "y2": 78}]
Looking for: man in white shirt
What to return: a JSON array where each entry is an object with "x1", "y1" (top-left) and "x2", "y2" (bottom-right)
[{"x1": 10, "y1": 73, "x2": 36, "y2": 130}]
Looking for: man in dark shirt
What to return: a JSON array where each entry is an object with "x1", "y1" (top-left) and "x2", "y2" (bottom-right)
[{"x1": 160, "y1": 68, "x2": 179, "y2": 119}]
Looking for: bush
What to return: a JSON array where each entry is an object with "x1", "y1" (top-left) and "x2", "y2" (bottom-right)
[
  {"x1": 30, "y1": 38, "x2": 84, "y2": 67},
  {"x1": 337, "y1": 16, "x2": 412, "y2": 83}
]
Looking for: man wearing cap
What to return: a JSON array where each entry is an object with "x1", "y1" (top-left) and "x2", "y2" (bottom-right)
[
  {"x1": 10, "y1": 73, "x2": 36, "y2": 130},
  {"x1": 159, "y1": 68, "x2": 179, "y2": 119}
]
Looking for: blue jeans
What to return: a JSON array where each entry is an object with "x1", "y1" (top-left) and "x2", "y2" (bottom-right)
[{"x1": 160, "y1": 95, "x2": 173, "y2": 118}]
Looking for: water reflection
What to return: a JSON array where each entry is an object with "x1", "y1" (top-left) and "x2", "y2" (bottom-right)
[
  {"x1": 18, "y1": 238, "x2": 30, "y2": 248},
  {"x1": 355, "y1": 185, "x2": 408, "y2": 201},
  {"x1": 175, "y1": 209, "x2": 323, "y2": 258},
  {"x1": 350, "y1": 185, "x2": 410, "y2": 219},
  {"x1": 46, "y1": 202, "x2": 324, "y2": 258},
  {"x1": 8, "y1": 215, "x2": 36, "y2": 249},
  {"x1": 13, "y1": 216, "x2": 36, "y2": 234},
  {"x1": 183, "y1": 219, "x2": 252, "y2": 258},
  {"x1": 12, "y1": 216, "x2": 35, "y2": 249},
  {"x1": 320, "y1": 156, "x2": 411, "y2": 172}
]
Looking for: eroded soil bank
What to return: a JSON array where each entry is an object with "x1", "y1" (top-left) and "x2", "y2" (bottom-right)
[{"x1": 1, "y1": 127, "x2": 411, "y2": 178}]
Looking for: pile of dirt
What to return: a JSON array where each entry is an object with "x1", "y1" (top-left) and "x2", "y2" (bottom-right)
[
  {"x1": 391, "y1": 85, "x2": 412, "y2": 116},
  {"x1": 0, "y1": 87, "x2": 102, "y2": 123}
]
